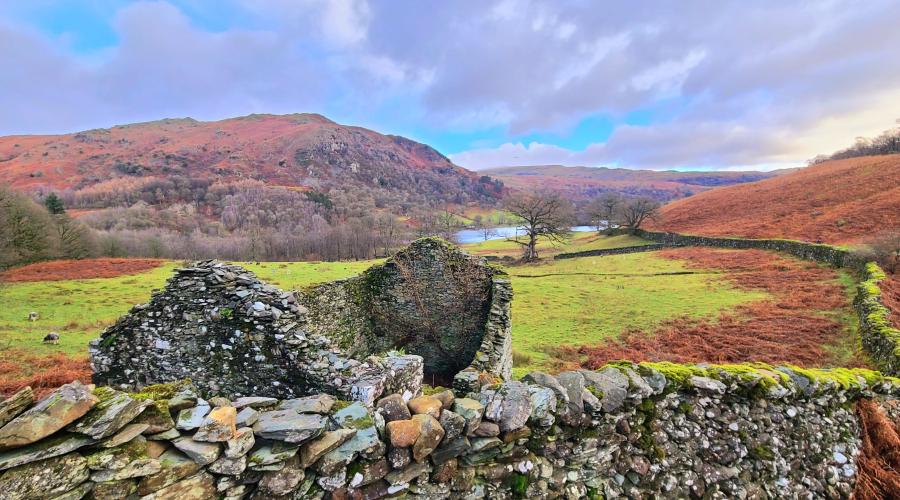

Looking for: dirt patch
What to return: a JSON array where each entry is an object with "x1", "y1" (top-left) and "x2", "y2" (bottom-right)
[
  {"x1": 881, "y1": 275, "x2": 900, "y2": 329},
  {"x1": 0, "y1": 350, "x2": 92, "y2": 398},
  {"x1": 855, "y1": 399, "x2": 900, "y2": 499},
  {"x1": 560, "y1": 248, "x2": 863, "y2": 370},
  {"x1": 2, "y1": 258, "x2": 165, "y2": 282}
]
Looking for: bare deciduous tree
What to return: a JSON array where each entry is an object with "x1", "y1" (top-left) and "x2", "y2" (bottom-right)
[
  {"x1": 616, "y1": 197, "x2": 661, "y2": 230},
  {"x1": 503, "y1": 191, "x2": 575, "y2": 261},
  {"x1": 586, "y1": 192, "x2": 623, "y2": 231}
]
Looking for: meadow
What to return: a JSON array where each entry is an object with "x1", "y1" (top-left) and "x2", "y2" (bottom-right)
[{"x1": 0, "y1": 234, "x2": 861, "y2": 393}]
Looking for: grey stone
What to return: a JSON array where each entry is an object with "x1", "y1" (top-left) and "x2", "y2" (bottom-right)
[
  {"x1": 235, "y1": 407, "x2": 259, "y2": 428},
  {"x1": 248, "y1": 442, "x2": 299, "y2": 467},
  {"x1": 193, "y1": 406, "x2": 237, "y2": 442},
  {"x1": 208, "y1": 455, "x2": 246, "y2": 475},
  {"x1": 0, "y1": 381, "x2": 98, "y2": 450},
  {"x1": 100, "y1": 423, "x2": 150, "y2": 448},
  {"x1": 90, "y1": 457, "x2": 161, "y2": 481},
  {"x1": 277, "y1": 395, "x2": 336, "y2": 414},
  {"x1": 411, "y1": 414, "x2": 444, "y2": 461},
  {"x1": 224, "y1": 427, "x2": 255, "y2": 458},
  {"x1": 252, "y1": 410, "x2": 326, "y2": 444},
  {"x1": 136, "y1": 449, "x2": 201, "y2": 496},
  {"x1": 0, "y1": 432, "x2": 95, "y2": 471},
  {"x1": 0, "y1": 387, "x2": 33, "y2": 428},
  {"x1": 387, "y1": 446, "x2": 411, "y2": 469},
  {"x1": 376, "y1": 394, "x2": 411, "y2": 422},
  {"x1": 438, "y1": 410, "x2": 466, "y2": 443},
  {"x1": 498, "y1": 381, "x2": 531, "y2": 432},
  {"x1": 258, "y1": 455, "x2": 305, "y2": 496},
  {"x1": 452, "y1": 398, "x2": 484, "y2": 435},
  {"x1": 581, "y1": 368, "x2": 629, "y2": 413},
  {"x1": 68, "y1": 390, "x2": 151, "y2": 440},
  {"x1": 527, "y1": 386, "x2": 557, "y2": 426},
  {"x1": 167, "y1": 386, "x2": 199, "y2": 413},
  {"x1": 171, "y1": 437, "x2": 221, "y2": 465},
  {"x1": 349, "y1": 458, "x2": 390, "y2": 487},
  {"x1": 556, "y1": 371, "x2": 586, "y2": 424},
  {"x1": 175, "y1": 401, "x2": 211, "y2": 431},
  {"x1": 690, "y1": 376, "x2": 727, "y2": 394},
  {"x1": 317, "y1": 427, "x2": 383, "y2": 475},
  {"x1": 332, "y1": 402, "x2": 372, "y2": 429},
  {"x1": 431, "y1": 437, "x2": 470, "y2": 465},
  {"x1": 0, "y1": 452, "x2": 89, "y2": 500},
  {"x1": 139, "y1": 470, "x2": 216, "y2": 499},
  {"x1": 232, "y1": 397, "x2": 278, "y2": 409},
  {"x1": 299, "y1": 429, "x2": 356, "y2": 468},
  {"x1": 385, "y1": 462, "x2": 430, "y2": 485}
]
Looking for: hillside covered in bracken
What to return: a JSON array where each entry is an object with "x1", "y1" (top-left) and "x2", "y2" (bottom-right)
[
  {"x1": 481, "y1": 164, "x2": 780, "y2": 202},
  {"x1": 652, "y1": 155, "x2": 900, "y2": 244},
  {"x1": 0, "y1": 113, "x2": 503, "y2": 216}
]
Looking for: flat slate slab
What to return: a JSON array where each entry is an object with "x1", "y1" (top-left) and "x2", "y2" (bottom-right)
[{"x1": 252, "y1": 410, "x2": 327, "y2": 444}]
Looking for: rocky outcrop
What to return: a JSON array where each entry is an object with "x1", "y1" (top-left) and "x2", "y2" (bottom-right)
[{"x1": 0, "y1": 363, "x2": 897, "y2": 499}]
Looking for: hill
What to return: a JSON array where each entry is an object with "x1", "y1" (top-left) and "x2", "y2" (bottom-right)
[
  {"x1": 481, "y1": 164, "x2": 781, "y2": 202},
  {"x1": 0, "y1": 113, "x2": 503, "y2": 215},
  {"x1": 652, "y1": 155, "x2": 900, "y2": 244}
]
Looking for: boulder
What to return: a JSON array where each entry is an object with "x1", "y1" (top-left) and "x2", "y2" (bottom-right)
[{"x1": 0, "y1": 381, "x2": 98, "y2": 450}]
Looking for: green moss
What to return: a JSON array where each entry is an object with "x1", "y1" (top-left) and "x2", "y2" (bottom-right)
[
  {"x1": 509, "y1": 473, "x2": 529, "y2": 497},
  {"x1": 421, "y1": 385, "x2": 450, "y2": 396},
  {"x1": 219, "y1": 307, "x2": 233, "y2": 319},
  {"x1": 678, "y1": 402, "x2": 694, "y2": 414},
  {"x1": 586, "y1": 385, "x2": 604, "y2": 400},
  {"x1": 750, "y1": 444, "x2": 775, "y2": 461},
  {"x1": 131, "y1": 380, "x2": 190, "y2": 402},
  {"x1": 330, "y1": 400, "x2": 352, "y2": 413}
]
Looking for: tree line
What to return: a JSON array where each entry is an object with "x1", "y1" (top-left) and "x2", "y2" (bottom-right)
[{"x1": 810, "y1": 122, "x2": 900, "y2": 164}]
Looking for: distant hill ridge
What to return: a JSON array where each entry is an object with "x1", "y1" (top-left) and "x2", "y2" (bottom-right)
[{"x1": 481, "y1": 164, "x2": 783, "y2": 202}]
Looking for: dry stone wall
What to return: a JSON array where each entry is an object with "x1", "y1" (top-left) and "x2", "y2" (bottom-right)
[{"x1": 0, "y1": 363, "x2": 897, "y2": 499}]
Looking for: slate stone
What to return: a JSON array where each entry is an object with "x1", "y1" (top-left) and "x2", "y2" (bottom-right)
[
  {"x1": 387, "y1": 446, "x2": 411, "y2": 469},
  {"x1": 259, "y1": 455, "x2": 305, "y2": 496},
  {"x1": 348, "y1": 458, "x2": 390, "y2": 487},
  {"x1": 140, "y1": 470, "x2": 216, "y2": 500},
  {"x1": 235, "y1": 407, "x2": 259, "y2": 428},
  {"x1": 432, "y1": 390, "x2": 455, "y2": 411},
  {"x1": 498, "y1": 382, "x2": 531, "y2": 432},
  {"x1": 0, "y1": 381, "x2": 98, "y2": 450},
  {"x1": 92, "y1": 479, "x2": 137, "y2": 499},
  {"x1": 89, "y1": 457, "x2": 161, "y2": 482},
  {"x1": 332, "y1": 402, "x2": 372, "y2": 430},
  {"x1": 473, "y1": 421, "x2": 500, "y2": 437},
  {"x1": 248, "y1": 443, "x2": 299, "y2": 467},
  {"x1": 132, "y1": 401, "x2": 176, "y2": 434},
  {"x1": 316, "y1": 427, "x2": 383, "y2": 475},
  {"x1": 0, "y1": 387, "x2": 33, "y2": 428},
  {"x1": 438, "y1": 410, "x2": 466, "y2": 443},
  {"x1": 526, "y1": 386, "x2": 557, "y2": 426},
  {"x1": 232, "y1": 397, "x2": 278, "y2": 410},
  {"x1": 384, "y1": 461, "x2": 430, "y2": 486},
  {"x1": 146, "y1": 429, "x2": 180, "y2": 441},
  {"x1": 277, "y1": 395, "x2": 335, "y2": 414},
  {"x1": 208, "y1": 454, "x2": 246, "y2": 475},
  {"x1": 84, "y1": 436, "x2": 148, "y2": 471},
  {"x1": 690, "y1": 376, "x2": 727, "y2": 394},
  {"x1": 68, "y1": 389, "x2": 151, "y2": 440},
  {"x1": 376, "y1": 394, "x2": 411, "y2": 422},
  {"x1": 193, "y1": 406, "x2": 237, "y2": 442},
  {"x1": 556, "y1": 371, "x2": 586, "y2": 425},
  {"x1": 51, "y1": 480, "x2": 94, "y2": 500},
  {"x1": 224, "y1": 427, "x2": 255, "y2": 458},
  {"x1": 100, "y1": 423, "x2": 150, "y2": 448},
  {"x1": 137, "y1": 449, "x2": 201, "y2": 496},
  {"x1": 0, "y1": 432, "x2": 95, "y2": 471},
  {"x1": 175, "y1": 401, "x2": 211, "y2": 431},
  {"x1": 253, "y1": 410, "x2": 326, "y2": 443},
  {"x1": 452, "y1": 398, "x2": 484, "y2": 435},
  {"x1": 172, "y1": 437, "x2": 221, "y2": 465},
  {"x1": 0, "y1": 452, "x2": 89, "y2": 499},
  {"x1": 167, "y1": 386, "x2": 199, "y2": 413},
  {"x1": 581, "y1": 368, "x2": 629, "y2": 413},
  {"x1": 300, "y1": 429, "x2": 356, "y2": 468},
  {"x1": 522, "y1": 372, "x2": 569, "y2": 403}
]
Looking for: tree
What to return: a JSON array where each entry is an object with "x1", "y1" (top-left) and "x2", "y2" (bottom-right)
[
  {"x1": 503, "y1": 191, "x2": 574, "y2": 261},
  {"x1": 471, "y1": 215, "x2": 497, "y2": 241},
  {"x1": 617, "y1": 197, "x2": 661, "y2": 229},
  {"x1": 586, "y1": 192, "x2": 623, "y2": 231},
  {"x1": 44, "y1": 192, "x2": 65, "y2": 215},
  {"x1": 868, "y1": 231, "x2": 900, "y2": 273}
]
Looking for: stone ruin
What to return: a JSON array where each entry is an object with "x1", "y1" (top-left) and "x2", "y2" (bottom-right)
[{"x1": 91, "y1": 239, "x2": 512, "y2": 404}]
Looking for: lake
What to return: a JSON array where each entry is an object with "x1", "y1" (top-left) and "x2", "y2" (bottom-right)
[{"x1": 455, "y1": 225, "x2": 596, "y2": 244}]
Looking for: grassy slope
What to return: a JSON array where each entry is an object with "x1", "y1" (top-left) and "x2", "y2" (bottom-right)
[{"x1": 506, "y1": 252, "x2": 768, "y2": 377}]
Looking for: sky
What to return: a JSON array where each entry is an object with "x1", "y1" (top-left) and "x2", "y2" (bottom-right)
[{"x1": 1, "y1": 1, "x2": 899, "y2": 172}]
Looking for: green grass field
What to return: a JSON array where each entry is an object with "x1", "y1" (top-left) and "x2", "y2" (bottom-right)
[{"x1": 505, "y1": 252, "x2": 767, "y2": 377}]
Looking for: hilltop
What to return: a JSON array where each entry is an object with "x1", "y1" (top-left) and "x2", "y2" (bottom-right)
[
  {"x1": 652, "y1": 155, "x2": 900, "y2": 244},
  {"x1": 0, "y1": 113, "x2": 503, "y2": 213},
  {"x1": 481, "y1": 164, "x2": 781, "y2": 202}
]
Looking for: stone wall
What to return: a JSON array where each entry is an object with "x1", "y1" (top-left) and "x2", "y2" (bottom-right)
[
  {"x1": 1, "y1": 362, "x2": 897, "y2": 499},
  {"x1": 857, "y1": 262, "x2": 900, "y2": 375},
  {"x1": 299, "y1": 238, "x2": 513, "y2": 383}
]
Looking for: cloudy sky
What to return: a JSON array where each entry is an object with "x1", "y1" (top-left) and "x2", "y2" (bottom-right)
[{"x1": 2, "y1": 1, "x2": 899, "y2": 171}]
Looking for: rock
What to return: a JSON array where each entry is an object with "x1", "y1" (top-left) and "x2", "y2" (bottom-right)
[
  {"x1": 132, "y1": 402, "x2": 176, "y2": 434},
  {"x1": 68, "y1": 389, "x2": 151, "y2": 440},
  {"x1": 385, "y1": 461, "x2": 430, "y2": 485},
  {"x1": 581, "y1": 368, "x2": 629, "y2": 413},
  {"x1": 473, "y1": 421, "x2": 500, "y2": 437},
  {"x1": 522, "y1": 372, "x2": 569, "y2": 403},
  {"x1": 235, "y1": 407, "x2": 258, "y2": 428},
  {"x1": 232, "y1": 397, "x2": 278, "y2": 410},
  {"x1": 224, "y1": 427, "x2": 255, "y2": 458},
  {"x1": 248, "y1": 442, "x2": 299, "y2": 468},
  {"x1": 92, "y1": 479, "x2": 137, "y2": 499},
  {"x1": 175, "y1": 401, "x2": 211, "y2": 431},
  {"x1": 432, "y1": 390, "x2": 455, "y2": 410},
  {"x1": 387, "y1": 446, "x2": 411, "y2": 469},
  {"x1": 140, "y1": 470, "x2": 216, "y2": 500},
  {"x1": 278, "y1": 395, "x2": 336, "y2": 414},
  {"x1": 100, "y1": 423, "x2": 150, "y2": 448},
  {"x1": 556, "y1": 371, "x2": 586, "y2": 425},
  {"x1": 317, "y1": 468, "x2": 347, "y2": 491},
  {"x1": 253, "y1": 410, "x2": 326, "y2": 444},
  {"x1": 452, "y1": 398, "x2": 484, "y2": 435},
  {"x1": 526, "y1": 386, "x2": 557, "y2": 426},
  {"x1": 167, "y1": 386, "x2": 199, "y2": 413},
  {"x1": 376, "y1": 394, "x2": 412, "y2": 422},
  {"x1": 208, "y1": 454, "x2": 246, "y2": 475},
  {"x1": 208, "y1": 397, "x2": 231, "y2": 407},
  {"x1": 193, "y1": 406, "x2": 237, "y2": 442},
  {"x1": 432, "y1": 458, "x2": 458, "y2": 483},
  {"x1": 300, "y1": 429, "x2": 356, "y2": 467},
  {"x1": 85, "y1": 436, "x2": 149, "y2": 470},
  {"x1": 0, "y1": 381, "x2": 98, "y2": 450},
  {"x1": 317, "y1": 427, "x2": 383, "y2": 474},
  {"x1": 430, "y1": 437, "x2": 470, "y2": 465},
  {"x1": 690, "y1": 376, "x2": 727, "y2": 394},
  {"x1": 259, "y1": 455, "x2": 305, "y2": 496},
  {"x1": 501, "y1": 426, "x2": 531, "y2": 443},
  {"x1": 581, "y1": 387, "x2": 601, "y2": 413},
  {"x1": 350, "y1": 458, "x2": 390, "y2": 487},
  {"x1": 333, "y1": 402, "x2": 374, "y2": 430},
  {"x1": 0, "y1": 432, "x2": 95, "y2": 471},
  {"x1": 387, "y1": 419, "x2": 421, "y2": 448},
  {"x1": 0, "y1": 387, "x2": 33, "y2": 428},
  {"x1": 411, "y1": 414, "x2": 444, "y2": 462},
  {"x1": 90, "y1": 457, "x2": 161, "y2": 482},
  {"x1": 498, "y1": 382, "x2": 531, "y2": 432},
  {"x1": 408, "y1": 396, "x2": 442, "y2": 418},
  {"x1": 0, "y1": 452, "x2": 89, "y2": 499},
  {"x1": 53, "y1": 480, "x2": 94, "y2": 500},
  {"x1": 146, "y1": 429, "x2": 180, "y2": 441},
  {"x1": 171, "y1": 437, "x2": 221, "y2": 465},
  {"x1": 147, "y1": 440, "x2": 169, "y2": 459},
  {"x1": 438, "y1": 410, "x2": 466, "y2": 443},
  {"x1": 137, "y1": 449, "x2": 201, "y2": 496}
]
